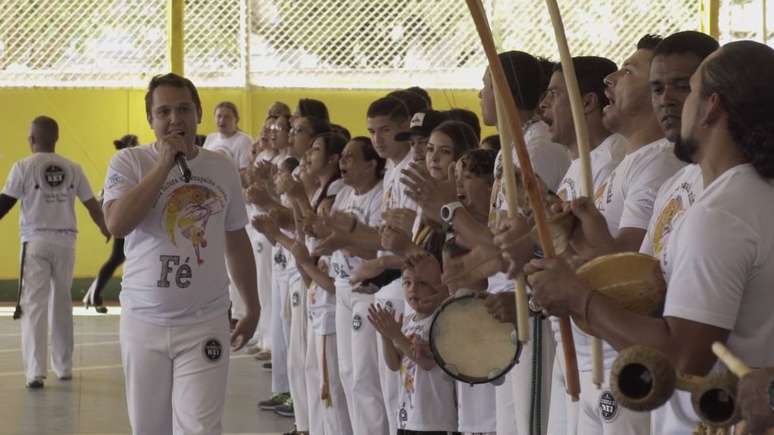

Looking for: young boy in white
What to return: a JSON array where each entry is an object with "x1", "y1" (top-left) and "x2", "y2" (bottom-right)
[
  {"x1": 102, "y1": 74, "x2": 258, "y2": 434},
  {"x1": 0, "y1": 116, "x2": 110, "y2": 388},
  {"x1": 369, "y1": 253, "x2": 457, "y2": 434}
]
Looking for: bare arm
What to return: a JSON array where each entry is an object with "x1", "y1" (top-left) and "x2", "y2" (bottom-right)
[
  {"x1": 451, "y1": 207, "x2": 497, "y2": 247},
  {"x1": 225, "y1": 228, "x2": 260, "y2": 350},
  {"x1": 612, "y1": 227, "x2": 647, "y2": 253},
  {"x1": 104, "y1": 163, "x2": 171, "y2": 238},
  {"x1": 83, "y1": 197, "x2": 111, "y2": 240}
]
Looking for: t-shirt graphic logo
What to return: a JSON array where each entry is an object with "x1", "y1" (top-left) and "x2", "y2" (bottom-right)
[
  {"x1": 203, "y1": 338, "x2": 223, "y2": 362},
  {"x1": 163, "y1": 185, "x2": 225, "y2": 265},
  {"x1": 599, "y1": 391, "x2": 619, "y2": 422},
  {"x1": 44, "y1": 165, "x2": 66, "y2": 188},
  {"x1": 352, "y1": 314, "x2": 362, "y2": 330},
  {"x1": 291, "y1": 292, "x2": 300, "y2": 307}
]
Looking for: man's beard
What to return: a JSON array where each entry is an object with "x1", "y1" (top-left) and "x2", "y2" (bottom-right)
[{"x1": 674, "y1": 134, "x2": 698, "y2": 164}]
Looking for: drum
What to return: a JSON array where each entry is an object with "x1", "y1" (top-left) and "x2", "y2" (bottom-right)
[{"x1": 429, "y1": 293, "x2": 522, "y2": 384}]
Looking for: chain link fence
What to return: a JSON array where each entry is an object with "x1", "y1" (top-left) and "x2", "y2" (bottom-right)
[{"x1": 1, "y1": 0, "x2": 757, "y2": 89}]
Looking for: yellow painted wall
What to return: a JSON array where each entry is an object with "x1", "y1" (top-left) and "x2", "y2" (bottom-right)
[{"x1": 0, "y1": 86, "x2": 493, "y2": 279}]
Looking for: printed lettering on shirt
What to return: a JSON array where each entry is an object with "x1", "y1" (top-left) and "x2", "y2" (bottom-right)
[
  {"x1": 157, "y1": 255, "x2": 193, "y2": 288},
  {"x1": 35, "y1": 163, "x2": 73, "y2": 203}
]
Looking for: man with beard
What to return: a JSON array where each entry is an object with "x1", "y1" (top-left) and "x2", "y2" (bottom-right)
[{"x1": 525, "y1": 40, "x2": 774, "y2": 435}]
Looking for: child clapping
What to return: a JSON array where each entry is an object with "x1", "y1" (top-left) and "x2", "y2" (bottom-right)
[{"x1": 368, "y1": 253, "x2": 457, "y2": 435}]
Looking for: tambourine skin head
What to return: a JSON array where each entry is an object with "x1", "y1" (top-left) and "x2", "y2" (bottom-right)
[
  {"x1": 691, "y1": 370, "x2": 741, "y2": 428},
  {"x1": 610, "y1": 345, "x2": 676, "y2": 412},
  {"x1": 429, "y1": 294, "x2": 522, "y2": 384},
  {"x1": 574, "y1": 253, "x2": 666, "y2": 335}
]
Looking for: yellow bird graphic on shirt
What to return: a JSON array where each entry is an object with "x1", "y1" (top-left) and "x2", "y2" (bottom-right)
[{"x1": 163, "y1": 185, "x2": 226, "y2": 265}]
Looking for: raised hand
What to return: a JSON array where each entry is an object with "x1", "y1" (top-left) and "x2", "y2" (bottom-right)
[
  {"x1": 401, "y1": 162, "x2": 458, "y2": 224},
  {"x1": 349, "y1": 258, "x2": 386, "y2": 286},
  {"x1": 368, "y1": 303, "x2": 404, "y2": 341}
]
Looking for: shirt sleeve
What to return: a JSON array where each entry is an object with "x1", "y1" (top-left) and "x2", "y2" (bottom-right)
[
  {"x1": 73, "y1": 164, "x2": 95, "y2": 202},
  {"x1": 663, "y1": 208, "x2": 754, "y2": 330},
  {"x1": 2, "y1": 162, "x2": 24, "y2": 199},
  {"x1": 367, "y1": 185, "x2": 385, "y2": 227},
  {"x1": 223, "y1": 160, "x2": 249, "y2": 231},
  {"x1": 102, "y1": 149, "x2": 140, "y2": 205},
  {"x1": 235, "y1": 135, "x2": 253, "y2": 170},
  {"x1": 619, "y1": 151, "x2": 683, "y2": 230}
]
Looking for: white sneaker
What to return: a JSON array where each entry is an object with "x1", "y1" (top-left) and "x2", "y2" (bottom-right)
[{"x1": 82, "y1": 279, "x2": 98, "y2": 307}]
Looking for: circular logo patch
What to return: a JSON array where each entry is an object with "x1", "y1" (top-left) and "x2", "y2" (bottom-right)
[
  {"x1": 385, "y1": 301, "x2": 394, "y2": 312},
  {"x1": 291, "y1": 292, "x2": 300, "y2": 307},
  {"x1": 399, "y1": 407, "x2": 408, "y2": 424},
  {"x1": 352, "y1": 314, "x2": 363, "y2": 331},
  {"x1": 203, "y1": 338, "x2": 223, "y2": 362},
  {"x1": 256, "y1": 242, "x2": 263, "y2": 253},
  {"x1": 599, "y1": 391, "x2": 619, "y2": 422},
  {"x1": 44, "y1": 165, "x2": 66, "y2": 188}
]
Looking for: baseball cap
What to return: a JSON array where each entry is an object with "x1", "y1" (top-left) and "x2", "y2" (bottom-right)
[{"x1": 394, "y1": 110, "x2": 447, "y2": 141}]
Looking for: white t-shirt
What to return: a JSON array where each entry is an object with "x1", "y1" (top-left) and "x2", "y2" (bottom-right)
[
  {"x1": 457, "y1": 381, "x2": 497, "y2": 432},
  {"x1": 397, "y1": 313, "x2": 457, "y2": 431},
  {"x1": 655, "y1": 164, "x2": 774, "y2": 434},
  {"x1": 3, "y1": 153, "x2": 94, "y2": 245},
  {"x1": 640, "y1": 164, "x2": 703, "y2": 259},
  {"x1": 488, "y1": 119, "x2": 572, "y2": 293},
  {"x1": 102, "y1": 144, "x2": 248, "y2": 326},
  {"x1": 329, "y1": 182, "x2": 384, "y2": 285},
  {"x1": 547, "y1": 134, "x2": 626, "y2": 371},
  {"x1": 594, "y1": 138, "x2": 685, "y2": 236},
  {"x1": 307, "y1": 256, "x2": 336, "y2": 335},
  {"x1": 383, "y1": 147, "x2": 418, "y2": 213},
  {"x1": 555, "y1": 133, "x2": 626, "y2": 201},
  {"x1": 203, "y1": 131, "x2": 253, "y2": 170}
]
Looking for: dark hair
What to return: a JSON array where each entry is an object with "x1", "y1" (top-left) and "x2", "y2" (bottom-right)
[
  {"x1": 498, "y1": 51, "x2": 545, "y2": 111},
  {"x1": 297, "y1": 99, "x2": 329, "y2": 122},
  {"x1": 311, "y1": 132, "x2": 347, "y2": 210},
  {"x1": 214, "y1": 101, "x2": 239, "y2": 121},
  {"x1": 405, "y1": 86, "x2": 432, "y2": 108},
  {"x1": 301, "y1": 115, "x2": 333, "y2": 137},
  {"x1": 367, "y1": 97, "x2": 410, "y2": 123},
  {"x1": 459, "y1": 148, "x2": 497, "y2": 180},
  {"x1": 387, "y1": 89, "x2": 430, "y2": 117},
  {"x1": 114, "y1": 134, "x2": 139, "y2": 150},
  {"x1": 350, "y1": 136, "x2": 386, "y2": 179},
  {"x1": 145, "y1": 73, "x2": 202, "y2": 120},
  {"x1": 637, "y1": 34, "x2": 664, "y2": 51},
  {"x1": 444, "y1": 108, "x2": 482, "y2": 141},
  {"x1": 700, "y1": 41, "x2": 774, "y2": 178},
  {"x1": 430, "y1": 120, "x2": 479, "y2": 159},
  {"x1": 553, "y1": 56, "x2": 618, "y2": 111},
  {"x1": 536, "y1": 56, "x2": 557, "y2": 94},
  {"x1": 331, "y1": 123, "x2": 351, "y2": 141},
  {"x1": 480, "y1": 134, "x2": 501, "y2": 152},
  {"x1": 31, "y1": 116, "x2": 59, "y2": 147},
  {"x1": 654, "y1": 31, "x2": 719, "y2": 61},
  {"x1": 281, "y1": 156, "x2": 300, "y2": 173}
]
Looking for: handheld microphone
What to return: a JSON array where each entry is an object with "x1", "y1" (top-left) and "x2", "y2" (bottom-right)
[
  {"x1": 176, "y1": 153, "x2": 192, "y2": 182},
  {"x1": 173, "y1": 131, "x2": 192, "y2": 183}
]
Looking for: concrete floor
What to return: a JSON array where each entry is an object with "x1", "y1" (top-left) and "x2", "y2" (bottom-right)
[{"x1": 0, "y1": 308, "x2": 292, "y2": 435}]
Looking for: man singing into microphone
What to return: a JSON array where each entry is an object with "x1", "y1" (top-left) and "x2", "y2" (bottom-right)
[{"x1": 102, "y1": 73, "x2": 260, "y2": 435}]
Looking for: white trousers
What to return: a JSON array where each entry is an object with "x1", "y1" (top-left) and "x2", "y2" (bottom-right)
[
  {"x1": 271, "y1": 270, "x2": 292, "y2": 393},
  {"x1": 335, "y1": 283, "x2": 389, "y2": 435},
  {"x1": 577, "y1": 367, "x2": 651, "y2": 435},
  {"x1": 375, "y1": 278, "x2": 405, "y2": 435},
  {"x1": 246, "y1": 226, "x2": 273, "y2": 350},
  {"x1": 496, "y1": 316, "x2": 555, "y2": 435},
  {"x1": 288, "y1": 277, "x2": 309, "y2": 431},
  {"x1": 21, "y1": 239, "x2": 75, "y2": 382},
  {"x1": 306, "y1": 329, "x2": 353, "y2": 435},
  {"x1": 546, "y1": 344, "x2": 579, "y2": 435},
  {"x1": 120, "y1": 312, "x2": 230, "y2": 435}
]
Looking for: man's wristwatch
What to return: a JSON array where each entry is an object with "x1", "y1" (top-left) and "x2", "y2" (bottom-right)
[{"x1": 440, "y1": 201, "x2": 464, "y2": 226}]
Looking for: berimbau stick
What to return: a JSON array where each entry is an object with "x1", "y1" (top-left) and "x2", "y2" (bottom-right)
[{"x1": 465, "y1": 0, "x2": 580, "y2": 401}]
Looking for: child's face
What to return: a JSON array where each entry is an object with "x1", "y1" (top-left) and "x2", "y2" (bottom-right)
[{"x1": 402, "y1": 267, "x2": 443, "y2": 315}]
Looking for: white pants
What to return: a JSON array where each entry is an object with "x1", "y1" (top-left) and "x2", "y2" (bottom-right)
[
  {"x1": 21, "y1": 239, "x2": 75, "y2": 382},
  {"x1": 547, "y1": 344, "x2": 579, "y2": 435},
  {"x1": 496, "y1": 316, "x2": 555, "y2": 435},
  {"x1": 120, "y1": 312, "x2": 230, "y2": 435},
  {"x1": 288, "y1": 276, "x2": 309, "y2": 431},
  {"x1": 306, "y1": 329, "x2": 353, "y2": 435},
  {"x1": 375, "y1": 278, "x2": 405, "y2": 435},
  {"x1": 335, "y1": 283, "x2": 389, "y2": 435},
  {"x1": 577, "y1": 367, "x2": 651, "y2": 435},
  {"x1": 247, "y1": 226, "x2": 273, "y2": 350},
  {"x1": 271, "y1": 269, "x2": 292, "y2": 393}
]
